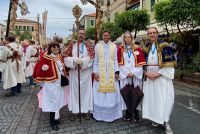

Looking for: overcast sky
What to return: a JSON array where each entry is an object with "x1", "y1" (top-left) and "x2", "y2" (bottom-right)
[{"x1": 0, "y1": 0, "x2": 95, "y2": 38}]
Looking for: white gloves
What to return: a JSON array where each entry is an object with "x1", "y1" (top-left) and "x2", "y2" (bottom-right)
[
  {"x1": 75, "y1": 58, "x2": 83, "y2": 65},
  {"x1": 42, "y1": 64, "x2": 49, "y2": 71}
]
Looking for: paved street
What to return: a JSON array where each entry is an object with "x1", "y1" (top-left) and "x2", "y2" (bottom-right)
[{"x1": 0, "y1": 81, "x2": 200, "y2": 134}]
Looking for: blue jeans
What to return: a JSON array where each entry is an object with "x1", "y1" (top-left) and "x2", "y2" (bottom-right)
[{"x1": 29, "y1": 76, "x2": 35, "y2": 86}]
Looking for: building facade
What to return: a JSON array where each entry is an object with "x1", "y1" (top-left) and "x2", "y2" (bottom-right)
[
  {"x1": 12, "y1": 19, "x2": 43, "y2": 43},
  {"x1": 80, "y1": 13, "x2": 96, "y2": 29}
]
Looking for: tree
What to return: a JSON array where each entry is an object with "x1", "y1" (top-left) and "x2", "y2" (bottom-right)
[
  {"x1": 19, "y1": 31, "x2": 32, "y2": 41},
  {"x1": 115, "y1": 10, "x2": 150, "y2": 38},
  {"x1": 100, "y1": 22, "x2": 123, "y2": 41},
  {"x1": 154, "y1": 0, "x2": 200, "y2": 38},
  {"x1": 86, "y1": 27, "x2": 95, "y2": 40},
  {"x1": 154, "y1": 0, "x2": 171, "y2": 35}
]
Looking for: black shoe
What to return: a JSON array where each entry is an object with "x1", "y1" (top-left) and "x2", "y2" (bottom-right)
[
  {"x1": 69, "y1": 114, "x2": 77, "y2": 121},
  {"x1": 123, "y1": 114, "x2": 131, "y2": 121},
  {"x1": 5, "y1": 93, "x2": 16, "y2": 97},
  {"x1": 133, "y1": 115, "x2": 141, "y2": 123},
  {"x1": 84, "y1": 113, "x2": 91, "y2": 120},
  {"x1": 133, "y1": 110, "x2": 141, "y2": 123},
  {"x1": 51, "y1": 124, "x2": 59, "y2": 131}
]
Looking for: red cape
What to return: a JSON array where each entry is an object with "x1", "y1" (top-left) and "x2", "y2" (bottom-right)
[{"x1": 117, "y1": 44, "x2": 146, "y2": 67}]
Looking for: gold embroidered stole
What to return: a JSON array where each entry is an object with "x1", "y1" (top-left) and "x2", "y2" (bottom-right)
[{"x1": 97, "y1": 41, "x2": 115, "y2": 92}]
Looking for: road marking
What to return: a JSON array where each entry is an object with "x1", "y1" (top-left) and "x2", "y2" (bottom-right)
[{"x1": 175, "y1": 101, "x2": 200, "y2": 114}]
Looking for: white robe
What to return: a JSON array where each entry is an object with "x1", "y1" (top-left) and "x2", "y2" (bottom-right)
[
  {"x1": 37, "y1": 55, "x2": 66, "y2": 119},
  {"x1": 93, "y1": 42, "x2": 122, "y2": 122},
  {"x1": 119, "y1": 50, "x2": 143, "y2": 110},
  {"x1": 142, "y1": 44, "x2": 175, "y2": 124},
  {"x1": 2, "y1": 42, "x2": 26, "y2": 89},
  {"x1": 64, "y1": 42, "x2": 93, "y2": 114},
  {"x1": 25, "y1": 45, "x2": 39, "y2": 77}
]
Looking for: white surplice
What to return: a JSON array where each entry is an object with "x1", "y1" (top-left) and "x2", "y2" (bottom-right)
[
  {"x1": 2, "y1": 42, "x2": 26, "y2": 90},
  {"x1": 37, "y1": 54, "x2": 66, "y2": 119},
  {"x1": 93, "y1": 41, "x2": 122, "y2": 122},
  {"x1": 142, "y1": 44, "x2": 175, "y2": 124},
  {"x1": 64, "y1": 42, "x2": 93, "y2": 114},
  {"x1": 25, "y1": 45, "x2": 39, "y2": 77},
  {"x1": 119, "y1": 48, "x2": 143, "y2": 110}
]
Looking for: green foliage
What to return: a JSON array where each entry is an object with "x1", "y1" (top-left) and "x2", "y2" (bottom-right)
[
  {"x1": 115, "y1": 10, "x2": 150, "y2": 37},
  {"x1": 86, "y1": 27, "x2": 95, "y2": 40},
  {"x1": 11, "y1": 27, "x2": 32, "y2": 41},
  {"x1": 100, "y1": 22, "x2": 123, "y2": 41},
  {"x1": 19, "y1": 31, "x2": 32, "y2": 41},
  {"x1": 192, "y1": 53, "x2": 200, "y2": 72},
  {"x1": 154, "y1": 0, "x2": 200, "y2": 33}
]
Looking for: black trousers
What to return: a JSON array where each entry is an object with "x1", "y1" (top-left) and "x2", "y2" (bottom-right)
[
  {"x1": 11, "y1": 83, "x2": 21, "y2": 95},
  {"x1": 50, "y1": 112, "x2": 59, "y2": 126}
]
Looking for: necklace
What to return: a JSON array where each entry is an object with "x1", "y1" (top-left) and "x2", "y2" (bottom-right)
[
  {"x1": 126, "y1": 44, "x2": 132, "y2": 63},
  {"x1": 151, "y1": 44, "x2": 156, "y2": 60},
  {"x1": 79, "y1": 42, "x2": 84, "y2": 54}
]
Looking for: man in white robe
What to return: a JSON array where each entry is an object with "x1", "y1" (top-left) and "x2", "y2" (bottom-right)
[
  {"x1": 64, "y1": 29, "x2": 94, "y2": 120},
  {"x1": 142, "y1": 27, "x2": 176, "y2": 134},
  {"x1": 93, "y1": 31, "x2": 122, "y2": 122},
  {"x1": 25, "y1": 40, "x2": 39, "y2": 88},
  {"x1": 2, "y1": 35, "x2": 26, "y2": 96}
]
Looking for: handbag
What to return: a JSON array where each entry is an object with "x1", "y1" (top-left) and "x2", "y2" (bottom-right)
[{"x1": 61, "y1": 74, "x2": 69, "y2": 86}]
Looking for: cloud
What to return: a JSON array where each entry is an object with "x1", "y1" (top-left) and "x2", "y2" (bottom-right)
[{"x1": 0, "y1": 0, "x2": 95, "y2": 37}]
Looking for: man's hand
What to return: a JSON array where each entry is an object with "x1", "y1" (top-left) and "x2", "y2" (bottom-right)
[
  {"x1": 76, "y1": 58, "x2": 83, "y2": 65},
  {"x1": 127, "y1": 73, "x2": 134, "y2": 78},
  {"x1": 115, "y1": 74, "x2": 120, "y2": 80},
  {"x1": 94, "y1": 73, "x2": 100, "y2": 81},
  {"x1": 145, "y1": 72, "x2": 160, "y2": 80}
]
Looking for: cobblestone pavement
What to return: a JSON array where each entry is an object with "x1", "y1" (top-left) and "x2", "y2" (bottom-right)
[{"x1": 0, "y1": 81, "x2": 200, "y2": 134}]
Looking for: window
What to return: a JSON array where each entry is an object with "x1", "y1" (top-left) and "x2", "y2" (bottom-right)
[
  {"x1": 151, "y1": 0, "x2": 155, "y2": 11},
  {"x1": 32, "y1": 26, "x2": 34, "y2": 31},
  {"x1": 90, "y1": 19, "x2": 94, "y2": 26}
]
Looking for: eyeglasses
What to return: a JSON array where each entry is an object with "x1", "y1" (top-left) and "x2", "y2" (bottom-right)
[
  {"x1": 148, "y1": 32, "x2": 157, "y2": 35},
  {"x1": 52, "y1": 45, "x2": 60, "y2": 49}
]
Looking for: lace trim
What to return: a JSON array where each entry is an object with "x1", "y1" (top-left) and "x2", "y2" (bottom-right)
[{"x1": 93, "y1": 102, "x2": 122, "y2": 122}]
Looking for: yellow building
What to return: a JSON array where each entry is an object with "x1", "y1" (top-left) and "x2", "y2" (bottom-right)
[
  {"x1": 80, "y1": 12, "x2": 96, "y2": 29},
  {"x1": 12, "y1": 19, "x2": 43, "y2": 43},
  {"x1": 101, "y1": 0, "x2": 160, "y2": 23},
  {"x1": 101, "y1": 0, "x2": 127, "y2": 22}
]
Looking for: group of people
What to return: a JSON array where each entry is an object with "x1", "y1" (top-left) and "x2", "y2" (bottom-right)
[{"x1": 0, "y1": 26, "x2": 176, "y2": 134}]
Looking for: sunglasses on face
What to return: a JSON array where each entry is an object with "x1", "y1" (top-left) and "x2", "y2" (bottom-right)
[{"x1": 52, "y1": 45, "x2": 60, "y2": 49}]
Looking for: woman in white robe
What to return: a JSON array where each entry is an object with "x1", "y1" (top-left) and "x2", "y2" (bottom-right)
[
  {"x1": 34, "y1": 42, "x2": 67, "y2": 131},
  {"x1": 118, "y1": 32, "x2": 146, "y2": 122}
]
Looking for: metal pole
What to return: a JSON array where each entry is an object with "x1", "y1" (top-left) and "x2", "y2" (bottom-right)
[
  {"x1": 5, "y1": 0, "x2": 12, "y2": 38},
  {"x1": 75, "y1": 18, "x2": 81, "y2": 124}
]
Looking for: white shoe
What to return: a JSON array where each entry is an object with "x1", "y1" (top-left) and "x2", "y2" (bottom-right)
[
  {"x1": 164, "y1": 122, "x2": 173, "y2": 134},
  {"x1": 152, "y1": 122, "x2": 159, "y2": 127}
]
